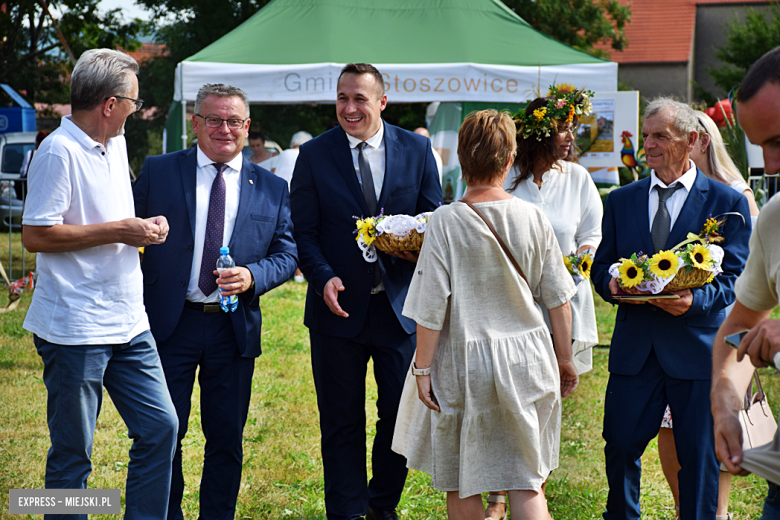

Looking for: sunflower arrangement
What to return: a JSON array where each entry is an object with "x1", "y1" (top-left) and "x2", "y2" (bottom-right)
[
  {"x1": 514, "y1": 85, "x2": 595, "y2": 141},
  {"x1": 354, "y1": 211, "x2": 433, "y2": 262},
  {"x1": 608, "y1": 216, "x2": 732, "y2": 295},
  {"x1": 563, "y1": 250, "x2": 594, "y2": 285}
]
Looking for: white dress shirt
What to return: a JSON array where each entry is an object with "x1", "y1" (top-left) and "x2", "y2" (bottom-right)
[
  {"x1": 186, "y1": 147, "x2": 243, "y2": 303},
  {"x1": 346, "y1": 123, "x2": 386, "y2": 292},
  {"x1": 346, "y1": 122, "x2": 386, "y2": 202},
  {"x1": 648, "y1": 160, "x2": 698, "y2": 232}
]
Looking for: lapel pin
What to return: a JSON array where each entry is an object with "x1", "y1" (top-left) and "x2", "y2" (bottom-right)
[{"x1": 248, "y1": 179, "x2": 254, "y2": 185}]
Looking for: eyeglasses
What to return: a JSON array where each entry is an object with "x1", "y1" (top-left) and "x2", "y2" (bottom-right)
[
  {"x1": 196, "y1": 114, "x2": 247, "y2": 130},
  {"x1": 109, "y1": 95, "x2": 144, "y2": 112}
]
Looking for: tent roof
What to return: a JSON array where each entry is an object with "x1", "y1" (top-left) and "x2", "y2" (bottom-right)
[{"x1": 186, "y1": 0, "x2": 609, "y2": 67}]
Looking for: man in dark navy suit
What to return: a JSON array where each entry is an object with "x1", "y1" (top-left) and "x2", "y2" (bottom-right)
[
  {"x1": 290, "y1": 63, "x2": 442, "y2": 520},
  {"x1": 134, "y1": 83, "x2": 297, "y2": 520},
  {"x1": 592, "y1": 99, "x2": 751, "y2": 520}
]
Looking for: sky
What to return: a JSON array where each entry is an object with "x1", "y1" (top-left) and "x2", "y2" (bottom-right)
[{"x1": 98, "y1": 0, "x2": 152, "y2": 21}]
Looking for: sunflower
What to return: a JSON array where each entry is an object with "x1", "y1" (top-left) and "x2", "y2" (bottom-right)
[
  {"x1": 551, "y1": 83, "x2": 577, "y2": 95},
  {"x1": 562, "y1": 255, "x2": 573, "y2": 274},
  {"x1": 689, "y1": 244, "x2": 712, "y2": 269},
  {"x1": 618, "y1": 259, "x2": 644, "y2": 288},
  {"x1": 706, "y1": 273, "x2": 715, "y2": 284},
  {"x1": 649, "y1": 250, "x2": 679, "y2": 278},
  {"x1": 579, "y1": 253, "x2": 593, "y2": 279},
  {"x1": 355, "y1": 218, "x2": 376, "y2": 246}
]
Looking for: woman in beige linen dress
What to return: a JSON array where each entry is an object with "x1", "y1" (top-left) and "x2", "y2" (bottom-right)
[{"x1": 392, "y1": 110, "x2": 579, "y2": 520}]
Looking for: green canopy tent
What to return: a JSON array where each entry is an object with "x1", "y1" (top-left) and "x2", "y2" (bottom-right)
[{"x1": 165, "y1": 0, "x2": 617, "y2": 151}]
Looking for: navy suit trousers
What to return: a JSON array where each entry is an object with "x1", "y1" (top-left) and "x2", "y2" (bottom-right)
[
  {"x1": 310, "y1": 292, "x2": 415, "y2": 520},
  {"x1": 158, "y1": 307, "x2": 255, "y2": 520},
  {"x1": 603, "y1": 349, "x2": 718, "y2": 520}
]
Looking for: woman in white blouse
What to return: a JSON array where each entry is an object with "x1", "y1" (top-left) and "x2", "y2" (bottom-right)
[
  {"x1": 505, "y1": 96, "x2": 603, "y2": 375},
  {"x1": 486, "y1": 94, "x2": 603, "y2": 520}
]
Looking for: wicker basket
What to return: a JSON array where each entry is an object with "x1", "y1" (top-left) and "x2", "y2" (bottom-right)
[
  {"x1": 621, "y1": 266, "x2": 713, "y2": 295},
  {"x1": 373, "y1": 230, "x2": 424, "y2": 252}
]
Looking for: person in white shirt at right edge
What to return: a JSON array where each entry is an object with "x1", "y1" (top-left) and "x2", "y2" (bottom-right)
[{"x1": 712, "y1": 45, "x2": 780, "y2": 520}]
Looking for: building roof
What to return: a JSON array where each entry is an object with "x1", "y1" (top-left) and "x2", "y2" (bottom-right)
[
  {"x1": 596, "y1": 0, "x2": 769, "y2": 64},
  {"x1": 126, "y1": 42, "x2": 167, "y2": 63}
]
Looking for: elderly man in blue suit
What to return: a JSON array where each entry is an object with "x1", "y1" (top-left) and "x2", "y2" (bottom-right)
[
  {"x1": 591, "y1": 98, "x2": 751, "y2": 520},
  {"x1": 133, "y1": 83, "x2": 297, "y2": 520},
  {"x1": 290, "y1": 63, "x2": 442, "y2": 520}
]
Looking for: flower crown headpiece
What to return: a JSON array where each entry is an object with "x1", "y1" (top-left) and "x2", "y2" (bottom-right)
[{"x1": 514, "y1": 85, "x2": 595, "y2": 141}]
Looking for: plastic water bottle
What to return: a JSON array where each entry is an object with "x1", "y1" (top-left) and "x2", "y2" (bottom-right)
[{"x1": 216, "y1": 246, "x2": 238, "y2": 312}]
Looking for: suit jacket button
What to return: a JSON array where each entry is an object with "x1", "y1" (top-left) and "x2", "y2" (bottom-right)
[
  {"x1": 368, "y1": 267, "x2": 373, "y2": 273},
  {"x1": 180, "y1": 281, "x2": 186, "y2": 287},
  {"x1": 188, "y1": 245, "x2": 193, "y2": 251}
]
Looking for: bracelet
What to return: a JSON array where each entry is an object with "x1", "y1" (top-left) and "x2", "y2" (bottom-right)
[{"x1": 412, "y1": 362, "x2": 431, "y2": 376}]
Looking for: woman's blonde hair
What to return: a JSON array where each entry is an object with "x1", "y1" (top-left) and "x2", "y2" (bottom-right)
[
  {"x1": 694, "y1": 110, "x2": 744, "y2": 186},
  {"x1": 457, "y1": 110, "x2": 517, "y2": 184}
]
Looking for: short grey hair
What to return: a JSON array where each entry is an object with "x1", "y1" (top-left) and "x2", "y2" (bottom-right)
[
  {"x1": 290, "y1": 131, "x2": 313, "y2": 148},
  {"x1": 70, "y1": 49, "x2": 139, "y2": 112},
  {"x1": 645, "y1": 97, "x2": 699, "y2": 138},
  {"x1": 195, "y1": 84, "x2": 250, "y2": 119}
]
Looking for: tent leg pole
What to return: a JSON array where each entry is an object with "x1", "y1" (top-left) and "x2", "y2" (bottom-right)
[{"x1": 181, "y1": 100, "x2": 187, "y2": 150}]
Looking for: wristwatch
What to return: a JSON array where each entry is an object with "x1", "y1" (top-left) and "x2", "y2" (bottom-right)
[{"x1": 412, "y1": 363, "x2": 431, "y2": 376}]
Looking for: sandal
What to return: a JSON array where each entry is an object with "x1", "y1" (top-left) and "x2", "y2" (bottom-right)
[{"x1": 485, "y1": 493, "x2": 508, "y2": 520}]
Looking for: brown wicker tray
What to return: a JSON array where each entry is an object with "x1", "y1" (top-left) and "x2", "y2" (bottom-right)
[
  {"x1": 621, "y1": 266, "x2": 713, "y2": 295},
  {"x1": 373, "y1": 230, "x2": 424, "y2": 252}
]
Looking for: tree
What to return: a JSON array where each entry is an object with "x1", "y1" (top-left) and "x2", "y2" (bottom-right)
[
  {"x1": 133, "y1": 0, "x2": 271, "y2": 112},
  {"x1": 709, "y1": 3, "x2": 780, "y2": 94},
  {"x1": 501, "y1": 0, "x2": 632, "y2": 56},
  {"x1": 0, "y1": 0, "x2": 144, "y2": 104}
]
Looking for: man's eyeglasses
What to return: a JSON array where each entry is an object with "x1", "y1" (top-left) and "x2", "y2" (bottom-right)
[
  {"x1": 196, "y1": 114, "x2": 247, "y2": 130},
  {"x1": 109, "y1": 95, "x2": 144, "y2": 112}
]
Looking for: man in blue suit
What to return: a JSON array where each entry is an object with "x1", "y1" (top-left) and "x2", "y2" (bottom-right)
[
  {"x1": 591, "y1": 98, "x2": 751, "y2": 520},
  {"x1": 290, "y1": 63, "x2": 442, "y2": 520},
  {"x1": 133, "y1": 84, "x2": 297, "y2": 520}
]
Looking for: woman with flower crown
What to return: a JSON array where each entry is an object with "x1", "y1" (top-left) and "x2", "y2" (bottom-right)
[{"x1": 485, "y1": 88, "x2": 603, "y2": 520}]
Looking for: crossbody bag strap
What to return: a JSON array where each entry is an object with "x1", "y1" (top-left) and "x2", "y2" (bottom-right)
[{"x1": 461, "y1": 200, "x2": 529, "y2": 287}]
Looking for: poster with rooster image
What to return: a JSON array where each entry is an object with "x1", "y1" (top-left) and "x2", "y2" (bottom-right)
[{"x1": 579, "y1": 91, "x2": 639, "y2": 170}]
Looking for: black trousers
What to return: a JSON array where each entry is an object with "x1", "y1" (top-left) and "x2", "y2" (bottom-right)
[{"x1": 310, "y1": 292, "x2": 416, "y2": 520}]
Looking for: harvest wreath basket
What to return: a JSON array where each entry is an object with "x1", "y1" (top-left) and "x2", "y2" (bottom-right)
[
  {"x1": 354, "y1": 211, "x2": 433, "y2": 262},
  {"x1": 609, "y1": 216, "x2": 738, "y2": 295}
]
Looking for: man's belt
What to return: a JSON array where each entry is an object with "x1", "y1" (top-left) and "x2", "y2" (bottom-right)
[{"x1": 184, "y1": 300, "x2": 221, "y2": 313}]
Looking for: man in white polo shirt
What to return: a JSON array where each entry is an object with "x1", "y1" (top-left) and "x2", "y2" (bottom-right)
[{"x1": 22, "y1": 48, "x2": 178, "y2": 520}]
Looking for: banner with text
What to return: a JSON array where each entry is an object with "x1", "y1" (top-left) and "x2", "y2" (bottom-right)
[{"x1": 175, "y1": 62, "x2": 617, "y2": 104}]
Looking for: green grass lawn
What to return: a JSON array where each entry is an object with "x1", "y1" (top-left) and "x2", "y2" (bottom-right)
[{"x1": 0, "y1": 232, "x2": 776, "y2": 519}]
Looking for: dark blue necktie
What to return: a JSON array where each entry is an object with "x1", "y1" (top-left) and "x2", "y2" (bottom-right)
[{"x1": 198, "y1": 163, "x2": 227, "y2": 296}]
